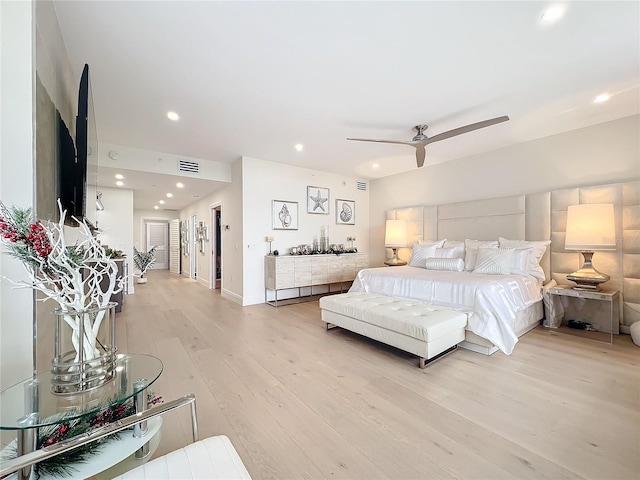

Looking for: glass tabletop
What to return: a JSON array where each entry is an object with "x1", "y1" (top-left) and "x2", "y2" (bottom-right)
[{"x1": 0, "y1": 354, "x2": 163, "y2": 430}]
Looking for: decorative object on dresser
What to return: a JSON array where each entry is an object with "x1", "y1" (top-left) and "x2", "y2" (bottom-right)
[
  {"x1": 564, "y1": 203, "x2": 616, "y2": 291},
  {"x1": 272, "y1": 200, "x2": 298, "y2": 230},
  {"x1": 384, "y1": 219, "x2": 407, "y2": 266},
  {"x1": 307, "y1": 186, "x2": 329, "y2": 214},
  {"x1": 266, "y1": 236, "x2": 274, "y2": 255},
  {"x1": 336, "y1": 199, "x2": 355, "y2": 225}
]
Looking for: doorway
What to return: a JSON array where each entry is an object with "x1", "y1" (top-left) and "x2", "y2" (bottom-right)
[
  {"x1": 145, "y1": 222, "x2": 169, "y2": 269},
  {"x1": 210, "y1": 204, "x2": 222, "y2": 289}
]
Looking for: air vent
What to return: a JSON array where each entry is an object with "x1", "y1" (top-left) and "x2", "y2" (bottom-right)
[
  {"x1": 178, "y1": 159, "x2": 200, "y2": 174},
  {"x1": 356, "y1": 181, "x2": 367, "y2": 191}
]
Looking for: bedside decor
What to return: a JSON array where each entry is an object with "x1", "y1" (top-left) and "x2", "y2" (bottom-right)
[
  {"x1": 336, "y1": 199, "x2": 355, "y2": 225},
  {"x1": 133, "y1": 246, "x2": 158, "y2": 283},
  {"x1": 307, "y1": 186, "x2": 329, "y2": 214},
  {"x1": 0, "y1": 201, "x2": 124, "y2": 393},
  {"x1": 384, "y1": 219, "x2": 407, "y2": 266},
  {"x1": 565, "y1": 203, "x2": 616, "y2": 290},
  {"x1": 272, "y1": 200, "x2": 298, "y2": 230}
]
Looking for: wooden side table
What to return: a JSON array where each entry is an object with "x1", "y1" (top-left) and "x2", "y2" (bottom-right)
[{"x1": 548, "y1": 285, "x2": 620, "y2": 343}]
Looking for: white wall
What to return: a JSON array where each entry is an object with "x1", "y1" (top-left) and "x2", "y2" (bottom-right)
[
  {"x1": 0, "y1": 0, "x2": 36, "y2": 389},
  {"x1": 96, "y1": 187, "x2": 135, "y2": 293},
  {"x1": 241, "y1": 156, "x2": 370, "y2": 306},
  {"x1": 369, "y1": 115, "x2": 640, "y2": 266}
]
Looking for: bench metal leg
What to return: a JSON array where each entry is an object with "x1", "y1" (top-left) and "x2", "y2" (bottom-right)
[
  {"x1": 325, "y1": 322, "x2": 338, "y2": 331},
  {"x1": 419, "y1": 344, "x2": 458, "y2": 368}
]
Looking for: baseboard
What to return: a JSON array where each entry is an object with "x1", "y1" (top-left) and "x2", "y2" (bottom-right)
[
  {"x1": 221, "y1": 288, "x2": 243, "y2": 305},
  {"x1": 197, "y1": 277, "x2": 209, "y2": 288}
]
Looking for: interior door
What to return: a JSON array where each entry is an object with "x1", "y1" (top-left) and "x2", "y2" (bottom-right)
[
  {"x1": 146, "y1": 222, "x2": 168, "y2": 269},
  {"x1": 169, "y1": 219, "x2": 180, "y2": 274}
]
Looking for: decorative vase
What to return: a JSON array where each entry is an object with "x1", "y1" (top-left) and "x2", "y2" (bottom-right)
[
  {"x1": 137, "y1": 275, "x2": 148, "y2": 284},
  {"x1": 50, "y1": 302, "x2": 118, "y2": 394}
]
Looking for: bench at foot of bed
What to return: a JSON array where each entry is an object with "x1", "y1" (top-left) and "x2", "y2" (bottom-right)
[{"x1": 319, "y1": 292, "x2": 467, "y2": 368}]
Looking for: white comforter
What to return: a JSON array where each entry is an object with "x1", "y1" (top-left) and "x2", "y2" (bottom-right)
[{"x1": 350, "y1": 266, "x2": 542, "y2": 354}]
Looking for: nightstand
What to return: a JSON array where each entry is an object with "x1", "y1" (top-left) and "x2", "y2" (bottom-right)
[{"x1": 548, "y1": 285, "x2": 620, "y2": 343}]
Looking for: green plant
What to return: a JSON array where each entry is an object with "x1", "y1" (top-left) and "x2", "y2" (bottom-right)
[
  {"x1": 104, "y1": 247, "x2": 126, "y2": 259},
  {"x1": 133, "y1": 246, "x2": 158, "y2": 276}
]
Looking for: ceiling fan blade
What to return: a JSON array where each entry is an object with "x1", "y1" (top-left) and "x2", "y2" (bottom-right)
[
  {"x1": 346, "y1": 137, "x2": 418, "y2": 146},
  {"x1": 424, "y1": 116, "x2": 509, "y2": 145},
  {"x1": 415, "y1": 145, "x2": 426, "y2": 168}
]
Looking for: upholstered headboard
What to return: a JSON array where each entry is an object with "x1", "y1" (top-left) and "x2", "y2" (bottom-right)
[{"x1": 387, "y1": 180, "x2": 640, "y2": 331}]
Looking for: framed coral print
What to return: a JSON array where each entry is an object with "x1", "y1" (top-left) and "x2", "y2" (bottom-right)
[
  {"x1": 307, "y1": 186, "x2": 330, "y2": 214},
  {"x1": 272, "y1": 200, "x2": 298, "y2": 230},
  {"x1": 336, "y1": 199, "x2": 355, "y2": 225}
]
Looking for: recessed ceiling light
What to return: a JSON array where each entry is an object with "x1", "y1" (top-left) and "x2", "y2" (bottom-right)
[
  {"x1": 372, "y1": 163, "x2": 380, "y2": 169},
  {"x1": 594, "y1": 93, "x2": 610, "y2": 104},
  {"x1": 167, "y1": 111, "x2": 179, "y2": 121},
  {"x1": 116, "y1": 180, "x2": 124, "y2": 186},
  {"x1": 154, "y1": 205, "x2": 159, "y2": 210},
  {"x1": 115, "y1": 174, "x2": 124, "y2": 180},
  {"x1": 541, "y1": 5, "x2": 565, "y2": 23},
  {"x1": 294, "y1": 144, "x2": 304, "y2": 152},
  {"x1": 176, "y1": 182, "x2": 184, "y2": 188},
  {"x1": 166, "y1": 193, "x2": 173, "y2": 198},
  {"x1": 159, "y1": 200, "x2": 165, "y2": 205}
]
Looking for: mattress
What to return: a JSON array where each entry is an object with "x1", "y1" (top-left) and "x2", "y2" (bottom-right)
[{"x1": 349, "y1": 266, "x2": 543, "y2": 354}]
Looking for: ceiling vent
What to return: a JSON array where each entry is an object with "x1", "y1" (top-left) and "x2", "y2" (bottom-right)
[
  {"x1": 177, "y1": 159, "x2": 200, "y2": 174},
  {"x1": 356, "y1": 181, "x2": 367, "y2": 191}
]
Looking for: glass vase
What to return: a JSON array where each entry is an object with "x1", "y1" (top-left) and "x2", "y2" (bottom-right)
[{"x1": 50, "y1": 302, "x2": 118, "y2": 394}]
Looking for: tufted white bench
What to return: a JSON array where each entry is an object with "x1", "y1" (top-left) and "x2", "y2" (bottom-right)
[
  {"x1": 319, "y1": 292, "x2": 467, "y2": 368},
  {"x1": 111, "y1": 435, "x2": 252, "y2": 479}
]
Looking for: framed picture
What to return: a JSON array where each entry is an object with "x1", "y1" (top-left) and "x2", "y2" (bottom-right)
[
  {"x1": 307, "y1": 186, "x2": 330, "y2": 214},
  {"x1": 336, "y1": 199, "x2": 355, "y2": 225},
  {"x1": 272, "y1": 200, "x2": 298, "y2": 230}
]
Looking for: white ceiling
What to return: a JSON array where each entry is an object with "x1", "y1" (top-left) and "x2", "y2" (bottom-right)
[{"x1": 52, "y1": 1, "x2": 639, "y2": 211}]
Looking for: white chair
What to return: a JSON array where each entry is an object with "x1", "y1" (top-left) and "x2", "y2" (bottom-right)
[{"x1": 111, "y1": 435, "x2": 252, "y2": 480}]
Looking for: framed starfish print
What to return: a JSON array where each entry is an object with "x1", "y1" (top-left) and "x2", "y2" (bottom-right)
[{"x1": 307, "y1": 186, "x2": 330, "y2": 214}]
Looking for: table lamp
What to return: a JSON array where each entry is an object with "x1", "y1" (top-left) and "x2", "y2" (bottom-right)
[
  {"x1": 565, "y1": 203, "x2": 615, "y2": 290},
  {"x1": 384, "y1": 219, "x2": 407, "y2": 266}
]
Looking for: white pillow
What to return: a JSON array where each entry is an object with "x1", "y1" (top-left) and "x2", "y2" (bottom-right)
[
  {"x1": 498, "y1": 237, "x2": 551, "y2": 280},
  {"x1": 425, "y1": 257, "x2": 465, "y2": 272},
  {"x1": 510, "y1": 247, "x2": 533, "y2": 277},
  {"x1": 464, "y1": 239, "x2": 499, "y2": 271},
  {"x1": 434, "y1": 247, "x2": 457, "y2": 259},
  {"x1": 442, "y1": 240, "x2": 465, "y2": 259},
  {"x1": 418, "y1": 239, "x2": 446, "y2": 247},
  {"x1": 473, "y1": 247, "x2": 514, "y2": 275},
  {"x1": 408, "y1": 243, "x2": 440, "y2": 267}
]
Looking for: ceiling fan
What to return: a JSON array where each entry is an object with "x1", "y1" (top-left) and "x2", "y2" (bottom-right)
[{"x1": 347, "y1": 115, "x2": 509, "y2": 167}]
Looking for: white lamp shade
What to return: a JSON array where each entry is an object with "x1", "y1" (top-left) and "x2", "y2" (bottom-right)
[
  {"x1": 565, "y1": 203, "x2": 616, "y2": 251},
  {"x1": 384, "y1": 219, "x2": 407, "y2": 247}
]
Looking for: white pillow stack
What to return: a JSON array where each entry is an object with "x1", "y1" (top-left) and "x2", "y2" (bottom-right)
[
  {"x1": 408, "y1": 239, "x2": 446, "y2": 267},
  {"x1": 498, "y1": 237, "x2": 551, "y2": 281},
  {"x1": 463, "y1": 239, "x2": 499, "y2": 271}
]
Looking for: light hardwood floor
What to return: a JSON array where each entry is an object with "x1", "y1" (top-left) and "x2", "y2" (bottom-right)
[{"x1": 119, "y1": 270, "x2": 639, "y2": 480}]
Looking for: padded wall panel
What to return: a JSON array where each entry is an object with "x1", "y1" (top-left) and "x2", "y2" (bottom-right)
[
  {"x1": 437, "y1": 195, "x2": 525, "y2": 219},
  {"x1": 423, "y1": 206, "x2": 438, "y2": 240},
  {"x1": 438, "y1": 215, "x2": 525, "y2": 242}
]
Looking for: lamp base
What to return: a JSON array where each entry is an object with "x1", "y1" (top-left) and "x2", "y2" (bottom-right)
[
  {"x1": 384, "y1": 247, "x2": 407, "y2": 266},
  {"x1": 567, "y1": 251, "x2": 610, "y2": 291}
]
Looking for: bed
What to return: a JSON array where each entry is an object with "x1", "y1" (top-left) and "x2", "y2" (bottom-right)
[
  {"x1": 350, "y1": 265, "x2": 543, "y2": 355},
  {"x1": 370, "y1": 192, "x2": 552, "y2": 355}
]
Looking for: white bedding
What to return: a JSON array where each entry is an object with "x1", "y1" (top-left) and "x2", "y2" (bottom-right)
[{"x1": 349, "y1": 266, "x2": 542, "y2": 354}]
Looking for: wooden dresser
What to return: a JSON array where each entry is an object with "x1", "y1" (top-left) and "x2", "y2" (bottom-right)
[{"x1": 264, "y1": 253, "x2": 368, "y2": 306}]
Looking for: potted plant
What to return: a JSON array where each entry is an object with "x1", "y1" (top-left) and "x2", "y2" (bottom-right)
[{"x1": 133, "y1": 246, "x2": 158, "y2": 283}]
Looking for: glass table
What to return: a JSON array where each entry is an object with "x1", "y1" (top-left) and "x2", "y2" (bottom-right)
[{"x1": 0, "y1": 354, "x2": 163, "y2": 480}]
